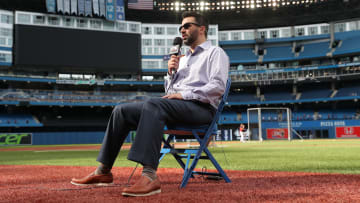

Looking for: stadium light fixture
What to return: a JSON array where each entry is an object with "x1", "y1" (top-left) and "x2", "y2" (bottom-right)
[{"x1": 155, "y1": 0, "x2": 328, "y2": 11}]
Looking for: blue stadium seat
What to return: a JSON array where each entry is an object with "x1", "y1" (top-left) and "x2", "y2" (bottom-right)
[
  {"x1": 300, "y1": 89, "x2": 332, "y2": 100},
  {"x1": 297, "y1": 41, "x2": 330, "y2": 59},
  {"x1": 228, "y1": 93, "x2": 259, "y2": 103},
  {"x1": 0, "y1": 114, "x2": 43, "y2": 127},
  {"x1": 263, "y1": 46, "x2": 294, "y2": 62},
  {"x1": 225, "y1": 48, "x2": 258, "y2": 63},
  {"x1": 333, "y1": 30, "x2": 360, "y2": 56},
  {"x1": 336, "y1": 86, "x2": 360, "y2": 97},
  {"x1": 264, "y1": 92, "x2": 294, "y2": 101}
]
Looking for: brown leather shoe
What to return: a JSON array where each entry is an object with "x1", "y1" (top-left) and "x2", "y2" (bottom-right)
[
  {"x1": 122, "y1": 176, "x2": 161, "y2": 197},
  {"x1": 70, "y1": 172, "x2": 113, "y2": 186}
]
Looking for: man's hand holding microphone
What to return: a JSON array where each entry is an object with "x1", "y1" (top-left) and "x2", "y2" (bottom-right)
[
  {"x1": 163, "y1": 37, "x2": 183, "y2": 100},
  {"x1": 168, "y1": 55, "x2": 180, "y2": 77}
]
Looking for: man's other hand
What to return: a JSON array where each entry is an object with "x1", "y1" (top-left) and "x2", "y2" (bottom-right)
[{"x1": 162, "y1": 93, "x2": 183, "y2": 100}]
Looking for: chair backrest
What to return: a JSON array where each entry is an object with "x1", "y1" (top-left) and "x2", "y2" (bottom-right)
[{"x1": 205, "y1": 78, "x2": 231, "y2": 135}]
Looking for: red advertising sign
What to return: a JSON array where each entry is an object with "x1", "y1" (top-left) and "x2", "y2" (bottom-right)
[
  {"x1": 267, "y1": 128, "x2": 288, "y2": 139},
  {"x1": 336, "y1": 126, "x2": 360, "y2": 138}
]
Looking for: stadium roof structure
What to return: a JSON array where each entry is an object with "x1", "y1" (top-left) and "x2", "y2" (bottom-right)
[
  {"x1": 0, "y1": 0, "x2": 360, "y2": 29},
  {"x1": 127, "y1": 0, "x2": 360, "y2": 29}
]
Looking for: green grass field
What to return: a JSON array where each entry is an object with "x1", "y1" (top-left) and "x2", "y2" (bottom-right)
[{"x1": 1, "y1": 139, "x2": 360, "y2": 174}]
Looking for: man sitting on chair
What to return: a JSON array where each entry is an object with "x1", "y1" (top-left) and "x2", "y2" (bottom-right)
[{"x1": 71, "y1": 11, "x2": 229, "y2": 197}]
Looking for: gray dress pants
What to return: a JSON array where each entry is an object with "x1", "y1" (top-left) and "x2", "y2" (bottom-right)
[{"x1": 97, "y1": 97, "x2": 215, "y2": 170}]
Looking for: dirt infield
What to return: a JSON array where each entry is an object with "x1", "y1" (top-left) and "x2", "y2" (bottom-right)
[{"x1": 1, "y1": 165, "x2": 360, "y2": 202}]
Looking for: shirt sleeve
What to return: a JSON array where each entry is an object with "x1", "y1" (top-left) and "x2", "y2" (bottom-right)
[
  {"x1": 164, "y1": 73, "x2": 171, "y2": 94},
  {"x1": 180, "y1": 47, "x2": 229, "y2": 103}
]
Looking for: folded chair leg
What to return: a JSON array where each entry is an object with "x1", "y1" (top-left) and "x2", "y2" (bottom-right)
[
  {"x1": 162, "y1": 134, "x2": 196, "y2": 180},
  {"x1": 180, "y1": 155, "x2": 200, "y2": 188},
  {"x1": 180, "y1": 131, "x2": 210, "y2": 188},
  {"x1": 180, "y1": 144, "x2": 204, "y2": 188},
  {"x1": 203, "y1": 147, "x2": 231, "y2": 183},
  {"x1": 182, "y1": 153, "x2": 192, "y2": 181}
]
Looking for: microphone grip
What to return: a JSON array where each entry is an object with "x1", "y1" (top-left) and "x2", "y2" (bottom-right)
[{"x1": 171, "y1": 69, "x2": 176, "y2": 76}]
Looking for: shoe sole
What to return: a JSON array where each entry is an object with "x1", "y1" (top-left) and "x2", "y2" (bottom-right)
[
  {"x1": 122, "y1": 189, "x2": 161, "y2": 197},
  {"x1": 70, "y1": 181, "x2": 114, "y2": 186}
]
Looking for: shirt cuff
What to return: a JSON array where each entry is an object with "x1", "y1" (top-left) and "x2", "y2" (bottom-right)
[{"x1": 180, "y1": 90, "x2": 193, "y2": 100}]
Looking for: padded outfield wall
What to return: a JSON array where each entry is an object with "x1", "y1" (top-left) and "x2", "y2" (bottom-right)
[
  {"x1": 260, "y1": 119, "x2": 360, "y2": 140},
  {"x1": 217, "y1": 119, "x2": 360, "y2": 141},
  {"x1": 0, "y1": 131, "x2": 135, "y2": 145},
  {"x1": 2, "y1": 119, "x2": 360, "y2": 145}
]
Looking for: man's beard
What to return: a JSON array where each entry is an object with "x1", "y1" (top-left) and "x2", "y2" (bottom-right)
[{"x1": 184, "y1": 29, "x2": 198, "y2": 46}]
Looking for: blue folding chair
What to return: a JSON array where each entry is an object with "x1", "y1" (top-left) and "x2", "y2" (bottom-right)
[{"x1": 159, "y1": 79, "x2": 231, "y2": 188}]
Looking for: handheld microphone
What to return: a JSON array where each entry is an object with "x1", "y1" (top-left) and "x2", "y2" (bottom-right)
[{"x1": 169, "y1": 37, "x2": 183, "y2": 76}]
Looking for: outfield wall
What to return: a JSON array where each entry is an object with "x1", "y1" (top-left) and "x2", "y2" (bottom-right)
[
  {"x1": 0, "y1": 131, "x2": 134, "y2": 146},
  {"x1": 259, "y1": 120, "x2": 360, "y2": 140},
  {"x1": 218, "y1": 119, "x2": 360, "y2": 141},
  {"x1": 2, "y1": 119, "x2": 360, "y2": 145}
]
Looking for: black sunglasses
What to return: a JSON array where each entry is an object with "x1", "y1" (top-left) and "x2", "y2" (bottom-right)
[{"x1": 178, "y1": 22, "x2": 201, "y2": 32}]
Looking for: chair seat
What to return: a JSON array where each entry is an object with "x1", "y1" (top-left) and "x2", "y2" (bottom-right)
[{"x1": 165, "y1": 125, "x2": 218, "y2": 137}]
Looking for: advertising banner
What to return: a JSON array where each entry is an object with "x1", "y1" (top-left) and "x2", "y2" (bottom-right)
[
  {"x1": 99, "y1": 0, "x2": 106, "y2": 17},
  {"x1": 46, "y1": 0, "x2": 56, "y2": 13},
  {"x1": 93, "y1": 0, "x2": 100, "y2": 16},
  {"x1": 64, "y1": 0, "x2": 71, "y2": 14},
  {"x1": 78, "y1": 0, "x2": 85, "y2": 15},
  {"x1": 106, "y1": 0, "x2": 115, "y2": 21},
  {"x1": 0, "y1": 133, "x2": 32, "y2": 145},
  {"x1": 336, "y1": 126, "x2": 360, "y2": 138},
  {"x1": 115, "y1": 0, "x2": 125, "y2": 20},
  {"x1": 57, "y1": 0, "x2": 64, "y2": 12},
  {"x1": 71, "y1": 0, "x2": 78, "y2": 15},
  {"x1": 85, "y1": 0, "x2": 93, "y2": 16},
  {"x1": 266, "y1": 128, "x2": 289, "y2": 139}
]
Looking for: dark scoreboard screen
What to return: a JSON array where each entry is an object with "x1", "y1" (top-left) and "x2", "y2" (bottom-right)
[{"x1": 14, "y1": 24, "x2": 141, "y2": 74}]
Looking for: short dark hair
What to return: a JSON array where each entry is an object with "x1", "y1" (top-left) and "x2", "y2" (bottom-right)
[{"x1": 181, "y1": 11, "x2": 209, "y2": 38}]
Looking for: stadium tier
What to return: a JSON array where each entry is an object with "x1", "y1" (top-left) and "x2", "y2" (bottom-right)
[
  {"x1": 297, "y1": 41, "x2": 330, "y2": 59},
  {"x1": 299, "y1": 88, "x2": 333, "y2": 100},
  {"x1": 333, "y1": 31, "x2": 360, "y2": 56},
  {"x1": 263, "y1": 92, "x2": 294, "y2": 101},
  {"x1": 0, "y1": 114, "x2": 42, "y2": 127},
  {"x1": 262, "y1": 45, "x2": 294, "y2": 62},
  {"x1": 336, "y1": 86, "x2": 360, "y2": 98},
  {"x1": 222, "y1": 30, "x2": 360, "y2": 64},
  {"x1": 224, "y1": 48, "x2": 258, "y2": 64},
  {"x1": 0, "y1": 88, "x2": 163, "y2": 106}
]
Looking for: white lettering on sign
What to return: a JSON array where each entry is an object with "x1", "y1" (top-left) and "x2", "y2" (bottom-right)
[
  {"x1": 334, "y1": 121, "x2": 345, "y2": 126},
  {"x1": 320, "y1": 122, "x2": 333, "y2": 127},
  {"x1": 291, "y1": 122, "x2": 303, "y2": 128}
]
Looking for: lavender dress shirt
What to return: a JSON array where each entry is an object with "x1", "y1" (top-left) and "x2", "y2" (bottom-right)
[{"x1": 164, "y1": 40, "x2": 229, "y2": 109}]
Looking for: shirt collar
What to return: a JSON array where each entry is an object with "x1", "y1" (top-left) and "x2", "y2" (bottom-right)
[{"x1": 185, "y1": 40, "x2": 211, "y2": 56}]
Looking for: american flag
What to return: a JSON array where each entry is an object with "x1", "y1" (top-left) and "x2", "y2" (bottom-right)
[{"x1": 128, "y1": 0, "x2": 153, "y2": 10}]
